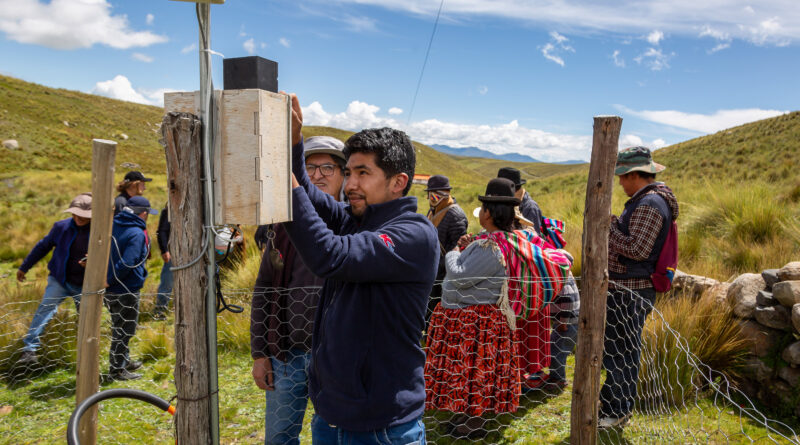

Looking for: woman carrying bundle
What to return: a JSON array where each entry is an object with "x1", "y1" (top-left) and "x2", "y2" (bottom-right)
[{"x1": 424, "y1": 178, "x2": 572, "y2": 438}]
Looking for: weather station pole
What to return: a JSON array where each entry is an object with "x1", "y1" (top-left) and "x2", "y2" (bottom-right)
[{"x1": 169, "y1": 1, "x2": 223, "y2": 444}]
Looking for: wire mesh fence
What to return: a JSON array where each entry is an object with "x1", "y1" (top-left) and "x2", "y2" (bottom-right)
[{"x1": 0, "y1": 281, "x2": 798, "y2": 444}]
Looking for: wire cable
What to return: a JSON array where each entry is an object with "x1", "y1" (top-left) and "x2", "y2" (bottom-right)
[{"x1": 407, "y1": 0, "x2": 445, "y2": 125}]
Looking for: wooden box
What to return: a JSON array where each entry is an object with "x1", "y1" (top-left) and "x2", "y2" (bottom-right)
[{"x1": 164, "y1": 89, "x2": 292, "y2": 225}]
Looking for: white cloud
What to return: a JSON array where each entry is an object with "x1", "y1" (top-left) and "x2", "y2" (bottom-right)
[
  {"x1": 131, "y1": 52, "x2": 153, "y2": 63},
  {"x1": 388, "y1": 107, "x2": 403, "y2": 115},
  {"x1": 340, "y1": 15, "x2": 378, "y2": 32},
  {"x1": 618, "y1": 134, "x2": 667, "y2": 150},
  {"x1": 279, "y1": 37, "x2": 291, "y2": 48},
  {"x1": 146, "y1": 13, "x2": 154, "y2": 26},
  {"x1": 91, "y1": 75, "x2": 178, "y2": 107},
  {"x1": 260, "y1": 42, "x2": 268, "y2": 49},
  {"x1": 633, "y1": 47, "x2": 673, "y2": 71},
  {"x1": 304, "y1": 100, "x2": 593, "y2": 162},
  {"x1": 699, "y1": 25, "x2": 732, "y2": 53},
  {"x1": 478, "y1": 86, "x2": 488, "y2": 95},
  {"x1": 612, "y1": 50, "x2": 625, "y2": 67},
  {"x1": 0, "y1": 0, "x2": 167, "y2": 50},
  {"x1": 708, "y1": 42, "x2": 731, "y2": 53},
  {"x1": 329, "y1": 0, "x2": 800, "y2": 46},
  {"x1": 243, "y1": 38, "x2": 255, "y2": 55},
  {"x1": 617, "y1": 105, "x2": 789, "y2": 133},
  {"x1": 541, "y1": 31, "x2": 574, "y2": 67},
  {"x1": 646, "y1": 30, "x2": 664, "y2": 45},
  {"x1": 181, "y1": 43, "x2": 196, "y2": 54}
]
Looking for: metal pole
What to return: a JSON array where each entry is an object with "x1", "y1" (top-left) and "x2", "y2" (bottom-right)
[{"x1": 197, "y1": 4, "x2": 220, "y2": 444}]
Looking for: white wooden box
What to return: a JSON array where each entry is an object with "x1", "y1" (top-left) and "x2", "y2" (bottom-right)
[{"x1": 164, "y1": 89, "x2": 292, "y2": 225}]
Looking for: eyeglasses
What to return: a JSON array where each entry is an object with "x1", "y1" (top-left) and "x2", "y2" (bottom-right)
[{"x1": 306, "y1": 164, "x2": 338, "y2": 177}]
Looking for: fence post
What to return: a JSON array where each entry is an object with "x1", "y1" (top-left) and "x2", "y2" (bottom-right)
[
  {"x1": 570, "y1": 116, "x2": 621, "y2": 445},
  {"x1": 75, "y1": 138, "x2": 117, "y2": 445},
  {"x1": 162, "y1": 112, "x2": 212, "y2": 444}
]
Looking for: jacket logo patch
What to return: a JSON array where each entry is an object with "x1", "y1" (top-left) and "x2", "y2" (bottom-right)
[{"x1": 379, "y1": 233, "x2": 395, "y2": 251}]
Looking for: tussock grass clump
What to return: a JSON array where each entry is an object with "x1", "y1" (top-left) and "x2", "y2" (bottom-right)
[
  {"x1": 638, "y1": 291, "x2": 748, "y2": 408},
  {"x1": 137, "y1": 324, "x2": 174, "y2": 362}
]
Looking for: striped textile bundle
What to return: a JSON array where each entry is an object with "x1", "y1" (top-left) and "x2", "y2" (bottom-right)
[
  {"x1": 473, "y1": 229, "x2": 571, "y2": 318},
  {"x1": 541, "y1": 217, "x2": 566, "y2": 249}
]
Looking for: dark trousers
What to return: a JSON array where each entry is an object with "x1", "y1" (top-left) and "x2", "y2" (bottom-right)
[
  {"x1": 104, "y1": 292, "x2": 140, "y2": 372},
  {"x1": 599, "y1": 287, "x2": 656, "y2": 418}
]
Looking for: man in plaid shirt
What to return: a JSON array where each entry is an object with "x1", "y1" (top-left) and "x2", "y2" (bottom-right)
[{"x1": 599, "y1": 146, "x2": 679, "y2": 429}]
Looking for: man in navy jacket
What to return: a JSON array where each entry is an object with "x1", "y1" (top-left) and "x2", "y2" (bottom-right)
[
  {"x1": 282, "y1": 94, "x2": 439, "y2": 444},
  {"x1": 105, "y1": 195, "x2": 155, "y2": 381},
  {"x1": 16, "y1": 193, "x2": 92, "y2": 367}
]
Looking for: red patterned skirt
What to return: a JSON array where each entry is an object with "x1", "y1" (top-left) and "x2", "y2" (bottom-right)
[
  {"x1": 516, "y1": 304, "x2": 551, "y2": 377},
  {"x1": 424, "y1": 303, "x2": 520, "y2": 416}
]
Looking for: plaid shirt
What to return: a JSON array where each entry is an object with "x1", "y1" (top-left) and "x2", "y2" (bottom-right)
[{"x1": 608, "y1": 190, "x2": 664, "y2": 290}]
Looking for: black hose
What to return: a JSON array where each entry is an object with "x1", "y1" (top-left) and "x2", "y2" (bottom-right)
[{"x1": 67, "y1": 388, "x2": 174, "y2": 445}]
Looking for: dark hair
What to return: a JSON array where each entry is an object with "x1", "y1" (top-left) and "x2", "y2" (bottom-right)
[
  {"x1": 631, "y1": 171, "x2": 656, "y2": 180},
  {"x1": 343, "y1": 128, "x2": 416, "y2": 196},
  {"x1": 483, "y1": 202, "x2": 518, "y2": 232}
]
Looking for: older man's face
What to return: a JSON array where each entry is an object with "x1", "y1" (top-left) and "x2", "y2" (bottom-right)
[{"x1": 305, "y1": 153, "x2": 345, "y2": 200}]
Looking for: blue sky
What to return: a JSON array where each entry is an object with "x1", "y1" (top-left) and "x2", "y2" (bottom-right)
[{"x1": 1, "y1": 0, "x2": 798, "y2": 162}]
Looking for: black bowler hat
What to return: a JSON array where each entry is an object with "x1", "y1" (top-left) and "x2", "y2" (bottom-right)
[
  {"x1": 478, "y1": 178, "x2": 521, "y2": 205},
  {"x1": 424, "y1": 175, "x2": 452, "y2": 191},
  {"x1": 497, "y1": 167, "x2": 525, "y2": 187}
]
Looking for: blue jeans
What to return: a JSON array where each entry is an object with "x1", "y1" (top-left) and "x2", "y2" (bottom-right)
[
  {"x1": 265, "y1": 349, "x2": 311, "y2": 445},
  {"x1": 600, "y1": 288, "x2": 656, "y2": 418},
  {"x1": 311, "y1": 414, "x2": 425, "y2": 445},
  {"x1": 155, "y1": 260, "x2": 173, "y2": 311},
  {"x1": 550, "y1": 320, "x2": 578, "y2": 381},
  {"x1": 23, "y1": 276, "x2": 82, "y2": 352}
]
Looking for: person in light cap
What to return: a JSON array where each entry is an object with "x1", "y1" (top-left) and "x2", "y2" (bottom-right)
[{"x1": 16, "y1": 193, "x2": 93, "y2": 367}]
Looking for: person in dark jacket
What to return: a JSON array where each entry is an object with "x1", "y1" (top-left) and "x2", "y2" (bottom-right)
[
  {"x1": 105, "y1": 196, "x2": 156, "y2": 381},
  {"x1": 153, "y1": 206, "x2": 171, "y2": 320},
  {"x1": 250, "y1": 135, "x2": 346, "y2": 445},
  {"x1": 114, "y1": 171, "x2": 152, "y2": 215},
  {"x1": 281, "y1": 94, "x2": 438, "y2": 444},
  {"x1": 16, "y1": 193, "x2": 92, "y2": 366},
  {"x1": 424, "y1": 175, "x2": 467, "y2": 326},
  {"x1": 497, "y1": 167, "x2": 543, "y2": 235},
  {"x1": 599, "y1": 146, "x2": 679, "y2": 429}
]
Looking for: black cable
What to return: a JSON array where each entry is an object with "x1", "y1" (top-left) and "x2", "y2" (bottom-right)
[
  {"x1": 407, "y1": 0, "x2": 445, "y2": 125},
  {"x1": 67, "y1": 389, "x2": 174, "y2": 445}
]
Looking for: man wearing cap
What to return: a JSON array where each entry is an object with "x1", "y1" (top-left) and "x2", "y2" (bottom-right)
[
  {"x1": 497, "y1": 167, "x2": 543, "y2": 235},
  {"x1": 599, "y1": 146, "x2": 679, "y2": 429},
  {"x1": 114, "y1": 171, "x2": 152, "y2": 215},
  {"x1": 282, "y1": 93, "x2": 438, "y2": 444},
  {"x1": 104, "y1": 195, "x2": 156, "y2": 381},
  {"x1": 250, "y1": 135, "x2": 347, "y2": 445},
  {"x1": 424, "y1": 175, "x2": 467, "y2": 325},
  {"x1": 16, "y1": 193, "x2": 93, "y2": 366}
]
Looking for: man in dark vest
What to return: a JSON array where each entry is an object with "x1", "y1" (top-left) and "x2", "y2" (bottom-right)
[
  {"x1": 424, "y1": 174, "x2": 467, "y2": 325},
  {"x1": 497, "y1": 167, "x2": 543, "y2": 235},
  {"x1": 600, "y1": 146, "x2": 679, "y2": 429}
]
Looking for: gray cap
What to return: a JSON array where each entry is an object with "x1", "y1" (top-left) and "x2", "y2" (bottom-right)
[{"x1": 304, "y1": 136, "x2": 346, "y2": 161}]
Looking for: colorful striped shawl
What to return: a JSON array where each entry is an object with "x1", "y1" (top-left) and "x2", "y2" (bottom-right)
[{"x1": 473, "y1": 229, "x2": 571, "y2": 318}]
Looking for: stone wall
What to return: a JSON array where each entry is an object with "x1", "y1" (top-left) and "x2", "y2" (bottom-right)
[{"x1": 672, "y1": 262, "x2": 800, "y2": 416}]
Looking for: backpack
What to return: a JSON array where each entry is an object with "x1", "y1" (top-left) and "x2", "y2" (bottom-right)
[{"x1": 651, "y1": 220, "x2": 678, "y2": 292}]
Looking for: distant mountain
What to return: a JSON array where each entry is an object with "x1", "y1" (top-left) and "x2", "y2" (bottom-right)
[
  {"x1": 430, "y1": 144, "x2": 542, "y2": 163},
  {"x1": 430, "y1": 144, "x2": 586, "y2": 165}
]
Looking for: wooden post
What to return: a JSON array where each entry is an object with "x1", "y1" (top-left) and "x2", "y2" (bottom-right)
[
  {"x1": 570, "y1": 116, "x2": 622, "y2": 445},
  {"x1": 75, "y1": 139, "x2": 117, "y2": 445},
  {"x1": 162, "y1": 112, "x2": 211, "y2": 444}
]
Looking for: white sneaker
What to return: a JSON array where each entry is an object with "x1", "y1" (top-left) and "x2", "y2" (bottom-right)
[{"x1": 598, "y1": 413, "x2": 631, "y2": 429}]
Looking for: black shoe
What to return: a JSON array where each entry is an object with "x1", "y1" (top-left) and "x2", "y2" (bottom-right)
[
  {"x1": 126, "y1": 360, "x2": 143, "y2": 371},
  {"x1": 17, "y1": 350, "x2": 38, "y2": 366},
  {"x1": 109, "y1": 369, "x2": 142, "y2": 381},
  {"x1": 152, "y1": 310, "x2": 166, "y2": 321}
]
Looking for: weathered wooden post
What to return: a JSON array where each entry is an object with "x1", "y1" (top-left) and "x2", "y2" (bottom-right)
[
  {"x1": 162, "y1": 112, "x2": 212, "y2": 444},
  {"x1": 570, "y1": 116, "x2": 621, "y2": 445},
  {"x1": 75, "y1": 138, "x2": 117, "y2": 445}
]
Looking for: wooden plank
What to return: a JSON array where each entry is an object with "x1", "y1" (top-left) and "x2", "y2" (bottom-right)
[
  {"x1": 570, "y1": 116, "x2": 622, "y2": 445},
  {"x1": 75, "y1": 139, "x2": 117, "y2": 445}
]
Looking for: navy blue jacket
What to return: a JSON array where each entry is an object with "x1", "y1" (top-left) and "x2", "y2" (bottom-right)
[
  {"x1": 284, "y1": 139, "x2": 439, "y2": 431},
  {"x1": 106, "y1": 211, "x2": 149, "y2": 295},
  {"x1": 19, "y1": 218, "x2": 86, "y2": 285}
]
